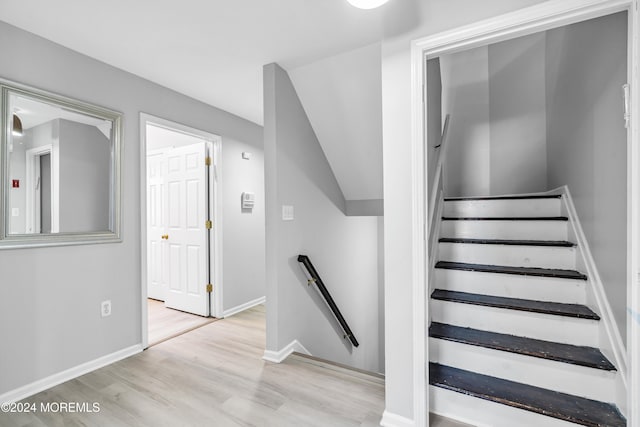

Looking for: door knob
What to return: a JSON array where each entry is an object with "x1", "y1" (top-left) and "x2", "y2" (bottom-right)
[{"x1": 161, "y1": 234, "x2": 169, "y2": 240}]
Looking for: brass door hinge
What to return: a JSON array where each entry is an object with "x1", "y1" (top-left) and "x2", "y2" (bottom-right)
[
  {"x1": 205, "y1": 220, "x2": 212, "y2": 229},
  {"x1": 205, "y1": 156, "x2": 212, "y2": 166},
  {"x1": 206, "y1": 283, "x2": 213, "y2": 293}
]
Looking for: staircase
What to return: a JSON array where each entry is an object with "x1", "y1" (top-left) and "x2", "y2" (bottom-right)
[{"x1": 428, "y1": 194, "x2": 626, "y2": 427}]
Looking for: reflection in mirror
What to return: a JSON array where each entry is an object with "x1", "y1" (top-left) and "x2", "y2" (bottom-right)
[
  {"x1": 8, "y1": 93, "x2": 113, "y2": 234},
  {"x1": 1, "y1": 81, "x2": 121, "y2": 247}
]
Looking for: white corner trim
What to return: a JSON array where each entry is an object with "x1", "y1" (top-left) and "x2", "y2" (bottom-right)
[
  {"x1": 561, "y1": 187, "x2": 628, "y2": 380},
  {"x1": 414, "y1": 0, "x2": 631, "y2": 58},
  {"x1": 410, "y1": 31, "x2": 428, "y2": 427},
  {"x1": 262, "y1": 339, "x2": 310, "y2": 363},
  {"x1": 380, "y1": 410, "x2": 415, "y2": 427},
  {"x1": 222, "y1": 296, "x2": 266, "y2": 318},
  {"x1": 0, "y1": 344, "x2": 142, "y2": 404}
]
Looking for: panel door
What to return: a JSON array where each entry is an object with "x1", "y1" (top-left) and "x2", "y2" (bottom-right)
[
  {"x1": 147, "y1": 151, "x2": 168, "y2": 300},
  {"x1": 164, "y1": 142, "x2": 209, "y2": 316}
]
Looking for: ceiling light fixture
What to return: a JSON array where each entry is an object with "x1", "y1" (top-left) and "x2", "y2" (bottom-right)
[
  {"x1": 12, "y1": 114, "x2": 23, "y2": 136},
  {"x1": 346, "y1": 0, "x2": 390, "y2": 9}
]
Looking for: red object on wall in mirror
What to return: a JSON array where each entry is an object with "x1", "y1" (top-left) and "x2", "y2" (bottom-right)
[{"x1": 12, "y1": 179, "x2": 19, "y2": 188}]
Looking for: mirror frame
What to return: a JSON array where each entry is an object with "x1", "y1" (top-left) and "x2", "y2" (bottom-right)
[{"x1": 0, "y1": 79, "x2": 122, "y2": 248}]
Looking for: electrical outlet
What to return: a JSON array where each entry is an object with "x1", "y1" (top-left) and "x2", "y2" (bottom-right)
[{"x1": 101, "y1": 300, "x2": 112, "y2": 317}]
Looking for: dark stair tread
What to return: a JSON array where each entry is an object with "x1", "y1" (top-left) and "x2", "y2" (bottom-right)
[
  {"x1": 435, "y1": 261, "x2": 588, "y2": 280},
  {"x1": 444, "y1": 194, "x2": 561, "y2": 201},
  {"x1": 429, "y1": 322, "x2": 615, "y2": 370},
  {"x1": 442, "y1": 216, "x2": 568, "y2": 221},
  {"x1": 429, "y1": 363, "x2": 626, "y2": 427},
  {"x1": 439, "y1": 238, "x2": 575, "y2": 247},
  {"x1": 431, "y1": 289, "x2": 599, "y2": 320}
]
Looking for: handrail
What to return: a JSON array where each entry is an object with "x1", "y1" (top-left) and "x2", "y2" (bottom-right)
[
  {"x1": 297, "y1": 255, "x2": 359, "y2": 347},
  {"x1": 427, "y1": 114, "x2": 451, "y2": 229},
  {"x1": 434, "y1": 114, "x2": 450, "y2": 149}
]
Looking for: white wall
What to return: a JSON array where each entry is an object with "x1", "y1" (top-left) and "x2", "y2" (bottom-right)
[
  {"x1": 264, "y1": 63, "x2": 383, "y2": 373},
  {"x1": 0, "y1": 21, "x2": 263, "y2": 398},
  {"x1": 489, "y1": 33, "x2": 547, "y2": 194},
  {"x1": 441, "y1": 47, "x2": 491, "y2": 197},
  {"x1": 146, "y1": 124, "x2": 205, "y2": 151},
  {"x1": 381, "y1": 0, "x2": 549, "y2": 419},
  {"x1": 545, "y1": 12, "x2": 628, "y2": 342}
]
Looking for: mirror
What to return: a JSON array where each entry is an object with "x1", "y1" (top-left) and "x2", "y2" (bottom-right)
[{"x1": 1, "y1": 81, "x2": 122, "y2": 248}]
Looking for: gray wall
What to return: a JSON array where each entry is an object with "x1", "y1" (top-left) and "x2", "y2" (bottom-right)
[
  {"x1": 546, "y1": 12, "x2": 628, "y2": 341},
  {"x1": 441, "y1": 32, "x2": 548, "y2": 197},
  {"x1": 58, "y1": 119, "x2": 111, "y2": 233},
  {"x1": 221, "y1": 135, "x2": 266, "y2": 312},
  {"x1": 489, "y1": 33, "x2": 547, "y2": 194},
  {"x1": 441, "y1": 46, "x2": 491, "y2": 197},
  {"x1": 426, "y1": 57, "x2": 442, "y2": 199},
  {"x1": 264, "y1": 63, "x2": 383, "y2": 373},
  {"x1": 0, "y1": 21, "x2": 263, "y2": 397}
]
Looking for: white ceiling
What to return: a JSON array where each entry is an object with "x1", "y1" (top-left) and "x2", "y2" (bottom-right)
[
  {"x1": 0, "y1": 0, "x2": 417, "y2": 125},
  {"x1": 0, "y1": 0, "x2": 550, "y2": 202}
]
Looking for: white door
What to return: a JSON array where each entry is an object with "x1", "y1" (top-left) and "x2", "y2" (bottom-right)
[
  {"x1": 164, "y1": 142, "x2": 210, "y2": 316},
  {"x1": 147, "y1": 151, "x2": 168, "y2": 300}
]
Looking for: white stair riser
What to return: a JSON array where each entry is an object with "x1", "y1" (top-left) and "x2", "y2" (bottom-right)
[
  {"x1": 441, "y1": 220, "x2": 568, "y2": 240},
  {"x1": 434, "y1": 268, "x2": 586, "y2": 304},
  {"x1": 444, "y1": 198, "x2": 562, "y2": 218},
  {"x1": 430, "y1": 300, "x2": 599, "y2": 347},
  {"x1": 439, "y1": 243, "x2": 576, "y2": 270},
  {"x1": 429, "y1": 338, "x2": 617, "y2": 403},
  {"x1": 430, "y1": 386, "x2": 579, "y2": 427}
]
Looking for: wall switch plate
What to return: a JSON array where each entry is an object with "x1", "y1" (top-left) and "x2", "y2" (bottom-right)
[
  {"x1": 11, "y1": 208, "x2": 19, "y2": 217},
  {"x1": 282, "y1": 205, "x2": 294, "y2": 221},
  {"x1": 242, "y1": 152, "x2": 252, "y2": 160},
  {"x1": 101, "y1": 300, "x2": 112, "y2": 317}
]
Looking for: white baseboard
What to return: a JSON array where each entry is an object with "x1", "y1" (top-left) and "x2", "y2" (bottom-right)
[
  {"x1": 561, "y1": 187, "x2": 628, "y2": 375},
  {"x1": 262, "y1": 339, "x2": 310, "y2": 363},
  {"x1": 0, "y1": 344, "x2": 142, "y2": 404},
  {"x1": 380, "y1": 410, "x2": 415, "y2": 427},
  {"x1": 222, "y1": 296, "x2": 266, "y2": 318}
]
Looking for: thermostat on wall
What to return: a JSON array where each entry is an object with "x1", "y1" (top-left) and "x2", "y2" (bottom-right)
[{"x1": 242, "y1": 192, "x2": 255, "y2": 209}]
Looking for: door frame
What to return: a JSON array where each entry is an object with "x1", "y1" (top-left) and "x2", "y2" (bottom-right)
[
  {"x1": 25, "y1": 144, "x2": 58, "y2": 234},
  {"x1": 139, "y1": 113, "x2": 223, "y2": 349},
  {"x1": 410, "y1": 0, "x2": 639, "y2": 424}
]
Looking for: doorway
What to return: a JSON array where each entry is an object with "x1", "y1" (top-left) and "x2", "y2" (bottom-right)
[
  {"x1": 140, "y1": 114, "x2": 223, "y2": 348},
  {"x1": 25, "y1": 144, "x2": 58, "y2": 234},
  {"x1": 410, "y1": 1, "x2": 639, "y2": 425}
]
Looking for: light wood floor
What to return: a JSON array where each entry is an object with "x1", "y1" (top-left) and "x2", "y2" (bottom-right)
[
  {"x1": 430, "y1": 414, "x2": 476, "y2": 427},
  {"x1": 2, "y1": 304, "x2": 473, "y2": 427},
  {"x1": 147, "y1": 298, "x2": 216, "y2": 346},
  {"x1": 1, "y1": 305, "x2": 385, "y2": 426}
]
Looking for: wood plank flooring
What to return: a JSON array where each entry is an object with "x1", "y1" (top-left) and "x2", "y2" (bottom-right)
[
  {"x1": 147, "y1": 298, "x2": 217, "y2": 346},
  {"x1": 0, "y1": 305, "x2": 386, "y2": 427}
]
